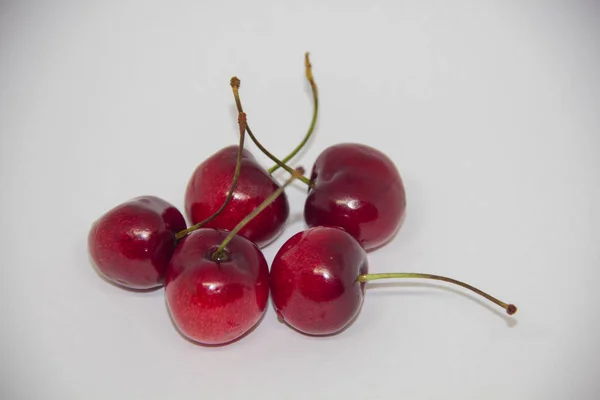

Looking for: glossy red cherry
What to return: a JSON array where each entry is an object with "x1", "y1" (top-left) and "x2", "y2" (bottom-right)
[
  {"x1": 270, "y1": 226, "x2": 369, "y2": 335},
  {"x1": 184, "y1": 146, "x2": 289, "y2": 248},
  {"x1": 165, "y1": 228, "x2": 269, "y2": 345},
  {"x1": 271, "y1": 227, "x2": 518, "y2": 337},
  {"x1": 304, "y1": 143, "x2": 406, "y2": 251},
  {"x1": 88, "y1": 196, "x2": 186, "y2": 290}
]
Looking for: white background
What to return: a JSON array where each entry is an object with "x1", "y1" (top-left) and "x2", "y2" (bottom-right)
[{"x1": 1, "y1": 1, "x2": 599, "y2": 399}]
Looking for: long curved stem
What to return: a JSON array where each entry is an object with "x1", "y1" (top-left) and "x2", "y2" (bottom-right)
[
  {"x1": 174, "y1": 112, "x2": 248, "y2": 241},
  {"x1": 268, "y1": 52, "x2": 318, "y2": 174},
  {"x1": 212, "y1": 167, "x2": 305, "y2": 261},
  {"x1": 358, "y1": 273, "x2": 517, "y2": 315},
  {"x1": 230, "y1": 77, "x2": 312, "y2": 187}
]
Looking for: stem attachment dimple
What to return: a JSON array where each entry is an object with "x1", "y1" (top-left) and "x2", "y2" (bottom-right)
[
  {"x1": 357, "y1": 273, "x2": 518, "y2": 315},
  {"x1": 211, "y1": 167, "x2": 306, "y2": 262},
  {"x1": 229, "y1": 77, "x2": 313, "y2": 187},
  {"x1": 174, "y1": 112, "x2": 248, "y2": 241},
  {"x1": 268, "y1": 52, "x2": 319, "y2": 174}
]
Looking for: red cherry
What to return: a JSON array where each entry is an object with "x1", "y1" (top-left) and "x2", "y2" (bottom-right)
[
  {"x1": 184, "y1": 146, "x2": 289, "y2": 248},
  {"x1": 88, "y1": 196, "x2": 186, "y2": 290},
  {"x1": 304, "y1": 143, "x2": 406, "y2": 251},
  {"x1": 270, "y1": 226, "x2": 369, "y2": 335},
  {"x1": 165, "y1": 229, "x2": 269, "y2": 345},
  {"x1": 271, "y1": 227, "x2": 518, "y2": 337}
]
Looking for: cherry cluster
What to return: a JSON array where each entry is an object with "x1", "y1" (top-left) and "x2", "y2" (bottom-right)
[{"x1": 88, "y1": 54, "x2": 517, "y2": 346}]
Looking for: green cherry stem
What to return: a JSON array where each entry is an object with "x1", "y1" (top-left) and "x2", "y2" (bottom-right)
[
  {"x1": 358, "y1": 273, "x2": 518, "y2": 315},
  {"x1": 212, "y1": 166, "x2": 305, "y2": 261},
  {"x1": 230, "y1": 77, "x2": 312, "y2": 187},
  {"x1": 268, "y1": 52, "x2": 318, "y2": 174},
  {"x1": 174, "y1": 112, "x2": 248, "y2": 241}
]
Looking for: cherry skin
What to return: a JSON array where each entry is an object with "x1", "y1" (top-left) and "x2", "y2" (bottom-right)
[
  {"x1": 88, "y1": 196, "x2": 186, "y2": 290},
  {"x1": 184, "y1": 145, "x2": 289, "y2": 248},
  {"x1": 270, "y1": 226, "x2": 369, "y2": 336},
  {"x1": 304, "y1": 143, "x2": 406, "y2": 251},
  {"x1": 165, "y1": 228, "x2": 269, "y2": 345}
]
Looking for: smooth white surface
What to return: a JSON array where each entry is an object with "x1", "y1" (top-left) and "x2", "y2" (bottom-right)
[{"x1": 1, "y1": 1, "x2": 599, "y2": 399}]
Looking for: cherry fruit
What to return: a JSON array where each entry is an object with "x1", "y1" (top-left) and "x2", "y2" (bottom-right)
[
  {"x1": 88, "y1": 196, "x2": 186, "y2": 290},
  {"x1": 271, "y1": 226, "x2": 517, "y2": 336},
  {"x1": 304, "y1": 143, "x2": 406, "y2": 251},
  {"x1": 184, "y1": 145, "x2": 289, "y2": 248},
  {"x1": 270, "y1": 226, "x2": 368, "y2": 335},
  {"x1": 167, "y1": 166, "x2": 305, "y2": 345},
  {"x1": 165, "y1": 228, "x2": 269, "y2": 345},
  {"x1": 182, "y1": 71, "x2": 318, "y2": 250}
]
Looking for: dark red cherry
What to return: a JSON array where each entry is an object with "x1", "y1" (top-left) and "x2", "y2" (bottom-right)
[
  {"x1": 270, "y1": 227, "x2": 519, "y2": 337},
  {"x1": 88, "y1": 196, "x2": 186, "y2": 290},
  {"x1": 165, "y1": 228, "x2": 269, "y2": 345},
  {"x1": 304, "y1": 143, "x2": 406, "y2": 251},
  {"x1": 184, "y1": 146, "x2": 289, "y2": 248},
  {"x1": 270, "y1": 226, "x2": 368, "y2": 335}
]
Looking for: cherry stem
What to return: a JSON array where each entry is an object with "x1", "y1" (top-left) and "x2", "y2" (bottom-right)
[
  {"x1": 357, "y1": 273, "x2": 518, "y2": 316},
  {"x1": 211, "y1": 166, "x2": 305, "y2": 262},
  {"x1": 230, "y1": 77, "x2": 312, "y2": 187},
  {"x1": 268, "y1": 52, "x2": 318, "y2": 174},
  {"x1": 174, "y1": 112, "x2": 248, "y2": 241}
]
